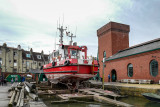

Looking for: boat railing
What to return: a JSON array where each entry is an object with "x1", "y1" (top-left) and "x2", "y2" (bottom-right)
[{"x1": 78, "y1": 59, "x2": 93, "y2": 65}]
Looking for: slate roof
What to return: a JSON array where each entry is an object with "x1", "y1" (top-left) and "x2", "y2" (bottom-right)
[
  {"x1": 106, "y1": 38, "x2": 160, "y2": 61},
  {"x1": 22, "y1": 50, "x2": 49, "y2": 61},
  {"x1": 0, "y1": 44, "x2": 49, "y2": 62}
]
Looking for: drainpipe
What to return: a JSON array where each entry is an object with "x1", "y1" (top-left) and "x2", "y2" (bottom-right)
[
  {"x1": 102, "y1": 57, "x2": 106, "y2": 90},
  {"x1": 5, "y1": 48, "x2": 6, "y2": 72}
]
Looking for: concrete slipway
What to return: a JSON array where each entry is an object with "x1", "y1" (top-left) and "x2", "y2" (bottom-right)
[
  {"x1": 90, "y1": 80, "x2": 160, "y2": 97},
  {"x1": 0, "y1": 83, "x2": 12, "y2": 107}
]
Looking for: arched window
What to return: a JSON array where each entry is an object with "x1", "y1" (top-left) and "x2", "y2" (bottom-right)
[
  {"x1": 103, "y1": 51, "x2": 106, "y2": 58},
  {"x1": 128, "y1": 64, "x2": 133, "y2": 77},
  {"x1": 150, "y1": 60, "x2": 158, "y2": 77}
]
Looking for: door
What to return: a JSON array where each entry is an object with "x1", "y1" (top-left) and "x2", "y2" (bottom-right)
[{"x1": 111, "y1": 69, "x2": 117, "y2": 82}]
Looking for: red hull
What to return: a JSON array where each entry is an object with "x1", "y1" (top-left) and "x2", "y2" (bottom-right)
[{"x1": 43, "y1": 65, "x2": 98, "y2": 84}]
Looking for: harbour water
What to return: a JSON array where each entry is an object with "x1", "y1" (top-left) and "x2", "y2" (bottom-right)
[
  {"x1": 43, "y1": 102, "x2": 116, "y2": 107},
  {"x1": 119, "y1": 96, "x2": 160, "y2": 107},
  {"x1": 40, "y1": 95, "x2": 160, "y2": 107},
  {"x1": 39, "y1": 95, "x2": 116, "y2": 107}
]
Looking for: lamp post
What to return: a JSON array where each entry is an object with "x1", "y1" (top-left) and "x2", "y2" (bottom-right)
[{"x1": 102, "y1": 57, "x2": 106, "y2": 90}]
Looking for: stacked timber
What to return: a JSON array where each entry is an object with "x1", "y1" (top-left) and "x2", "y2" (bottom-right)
[
  {"x1": 24, "y1": 82, "x2": 38, "y2": 101},
  {"x1": 8, "y1": 83, "x2": 24, "y2": 107},
  {"x1": 8, "y1": 82, "x2": 39, "y2": 107}
]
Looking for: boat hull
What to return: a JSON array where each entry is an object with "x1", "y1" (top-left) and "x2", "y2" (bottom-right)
[
  {"x1": 142, "y1": 93, "x2": 160, "y2": 102},
  {"x1": 43, "y1": 64, "x2": 98, "y2": 84}
]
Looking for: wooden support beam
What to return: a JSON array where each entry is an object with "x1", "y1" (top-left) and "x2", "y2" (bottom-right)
[
  {"x1": 16, "y1": 89, "x2": 22, "y2": 107},
  {"x1": 93, "y1": 95, "x2": 133, "y2": 107},
  {"x1": 29, "y1": 93, "x2": 38, "y2": 101},
  {"x1": 8, "y1": 91, "x2": 13, "y2": 98},
  {"x1": 8, "y1": 90, "x2": 16, "y2": 107},
  {"x1": 14, "y1": 90, "x2": 20, "y2": 105},
  {"x1": 19, "y1": 87, "x2": 24, "y2": 107}
]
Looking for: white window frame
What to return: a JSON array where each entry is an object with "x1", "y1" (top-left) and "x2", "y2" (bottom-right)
[
  {"x1": 14, "y1": 51, "x2": 17, "y2": 56},
  {"x1": 26, "y1": 54, "x2": 31, "y2": 58},
  {"x1": 27, "y1": 61, "x2": 29, "y2": 67},
  {"x1": 37, "y1": 55, "x2": 41, "y2": 59},
  {"x1": 39, "y1": 62, "x2": 41, "y2": 66},
  {"x1": 14, "y1": 60, "x2": 17, "y2": 66}
]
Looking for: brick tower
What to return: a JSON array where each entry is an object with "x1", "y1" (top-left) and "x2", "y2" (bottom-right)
[{"x1": 97, "y1": 22, "x2": 130, "y2": 76}]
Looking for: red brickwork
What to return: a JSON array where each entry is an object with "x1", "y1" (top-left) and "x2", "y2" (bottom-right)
[
  {"x1": 97, "y1": 22, "x2": 129, "y2": 78},
  {"x1": 105, "y1": 50, "x2": 160, "y2": 83},
  {"x1": 97, "y1": 21, "x2": 160, "y2": 83}
]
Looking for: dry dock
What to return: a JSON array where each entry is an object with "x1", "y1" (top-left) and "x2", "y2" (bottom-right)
[
  {"x1": 3, "y1": 80, "x2": 160, "y2": 107},
  {"x1": 37, "y1": 82, "x2": 134, "y2": 107}
]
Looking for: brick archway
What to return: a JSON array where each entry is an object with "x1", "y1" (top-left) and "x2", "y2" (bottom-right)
[{"x1": 111, "y1": 69, "x2": 117, "y2": 82}]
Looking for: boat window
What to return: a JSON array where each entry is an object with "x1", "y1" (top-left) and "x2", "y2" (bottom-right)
[
  {"x1": 127, "y1": 63, "x2": 133, "y2": 77},
  {"x1": 64, "y1": 49, "x2": 68, "y2": 54},
  {"x1": 72, "y1": 50, "x2": 77, "y2": 56},
  {"x1": 150, "y1": 60, "x2": 158, "y2": 77}
]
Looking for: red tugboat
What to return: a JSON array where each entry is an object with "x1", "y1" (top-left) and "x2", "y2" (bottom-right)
[{"x1": 43, "y1": 26, "x2": 98, "y2": 90}]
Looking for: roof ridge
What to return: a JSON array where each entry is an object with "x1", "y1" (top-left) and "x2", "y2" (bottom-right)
[{"x1": 118, "y1": 38, "x2": 160, "y2": 53}]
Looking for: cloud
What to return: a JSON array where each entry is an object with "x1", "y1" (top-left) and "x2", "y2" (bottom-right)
[
  {"x1": 0, "y1": 0, "x2": 120, "y2": 56},
  {"x1": 0, "y1": 0, "x2": 160, "y2": 57},
  {"x1": 110, "y1": 0, "x2": 160, "y2": 46}
]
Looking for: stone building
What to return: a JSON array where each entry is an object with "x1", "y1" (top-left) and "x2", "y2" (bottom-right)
[
  {"x1": 22, "y1": 48, "x2": 49, "y2": 72},
  {"x1": 97, "y1": 21, "x2": 160, "y2": 83},
  {"x1": 0, "y1": 43, "x2": 49, "y2": 73}
]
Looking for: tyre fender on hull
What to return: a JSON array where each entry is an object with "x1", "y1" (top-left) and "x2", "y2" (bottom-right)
[
  {"x1": 64, "y1": 60, "x2": 70, "y2": 66},
  {"x1": 52, "y1": 62, "x2": 55, "y2": 66}
]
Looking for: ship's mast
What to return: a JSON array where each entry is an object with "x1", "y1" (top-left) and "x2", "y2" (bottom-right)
[
  {"x1": 57, "y1": 23, "x2": 76, "y2": 45},
  {"x1": 57, "y1": 26, "x2": 66, "y2": 45},
  {"x1": 66, "y1": 31, "x2": 76, "y2": 45}
]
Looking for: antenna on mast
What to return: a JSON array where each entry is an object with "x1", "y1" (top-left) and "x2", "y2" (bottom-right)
[
  {"x1": 55, "y1": 32, "x2": 57, "y2": 50},
  {"x1": 66, "y1": 27, "x2": 76, "y2": 45},
  {"x1": 59, "y1": 17, "x2": 60, "y2": 28},
  {"x1": 75, "y1": 26, "x2": 77, "y2": 37},
  {"x1": 57, "y1": 17, "x2": 67, "y2": 45},
  {"x1": 62, "y1": 14, "x2": 64, "y2": 26}
]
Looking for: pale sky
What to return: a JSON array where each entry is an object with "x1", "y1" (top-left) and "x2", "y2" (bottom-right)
[{"x1": 0, "y1": 0, "x2": 160, "y2": 56}]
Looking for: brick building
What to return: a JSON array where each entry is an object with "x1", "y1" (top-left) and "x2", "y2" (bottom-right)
[
  {"x1": 97, "y1": 21, "x2": 160, "y2": 83},
  {"x1": 0, "y1": 43, "x2": 49, "y2": 73}
]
